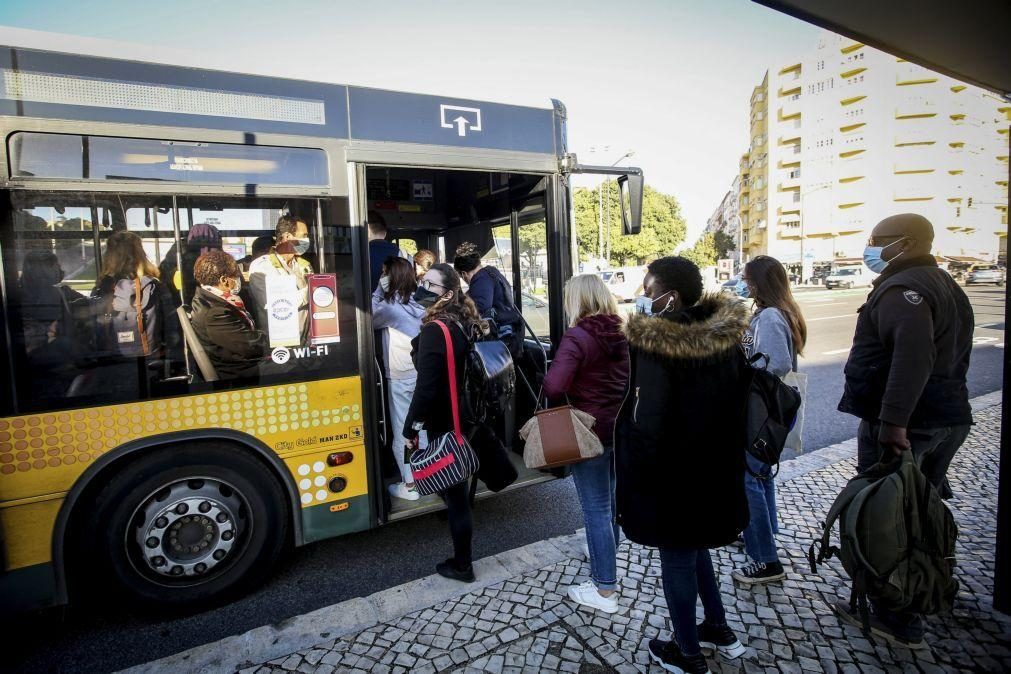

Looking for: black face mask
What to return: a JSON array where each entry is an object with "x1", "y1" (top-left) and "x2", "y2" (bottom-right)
[{"x1": 413, "y1": 287, "x2": 442, "y2": 308}]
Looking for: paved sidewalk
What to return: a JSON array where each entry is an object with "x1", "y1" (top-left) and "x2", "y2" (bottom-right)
[{"x1": 131, "y1": 394, "x2": 1010, "y2": 674}]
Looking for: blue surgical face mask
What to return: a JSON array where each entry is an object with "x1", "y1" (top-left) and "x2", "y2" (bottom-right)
[
  {"x1": 291, "y1": 238, "x2": 311, "y2": 256},
  {"x1": 863, "y1": 237, "x2": 907, "y2": 274},
  {"x1": 635, "y1": 290, "x2": 673, "y2": 316},
  {"x1": 736, "y1": 280, "x2": 750, "y2": 298}
]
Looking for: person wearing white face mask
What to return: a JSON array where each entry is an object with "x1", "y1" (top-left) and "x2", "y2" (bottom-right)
[
  {"x1": 191, "y1": 249, "x2": 268, "y2": 379},
  {"x1": 372, "y1": 256, "x2": 426, "y2": 501},
  {"x1": 834, "y1": 213, "x2": 974, "y2": 648},
  {"x1": 248, "y1": 214, "x2": 315, "y2": 340}
]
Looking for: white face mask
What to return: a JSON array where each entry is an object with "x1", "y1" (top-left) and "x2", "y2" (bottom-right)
[
  {"x1": 635, "y1": 290, "x2": 674, "y2": 316},
  {"x1": 379, "y1": 275, "x2": 391, "y2": 293}
]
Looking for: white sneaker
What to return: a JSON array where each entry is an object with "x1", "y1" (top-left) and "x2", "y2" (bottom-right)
[
  {"x1": 388, "y1": 482, "x2": 420, "y2": 501},
  {"x1": 567, "y1": 581, "x2": 619, "y2": 614}
]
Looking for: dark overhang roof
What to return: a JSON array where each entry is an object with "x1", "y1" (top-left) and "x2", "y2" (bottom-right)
[{"x1": 754, "y1": 0, "x2": 1011, "y2": 100}]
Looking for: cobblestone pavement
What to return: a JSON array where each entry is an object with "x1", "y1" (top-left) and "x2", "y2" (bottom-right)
[{"x1": 240, "y1": 404, "x2": 1008, "y2": 674}]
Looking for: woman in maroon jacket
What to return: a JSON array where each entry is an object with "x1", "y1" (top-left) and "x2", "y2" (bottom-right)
[{"x1": 543, "y1": 273, "x2": 630, "y2": 613}]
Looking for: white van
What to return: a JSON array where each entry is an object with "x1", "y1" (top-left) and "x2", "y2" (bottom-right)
[
  {"x1": 598, "y1": 266, "x2": 647, "y2": 302},
  {"x1": 824, "y1": 265, "x2": 876, "y2": 289}
]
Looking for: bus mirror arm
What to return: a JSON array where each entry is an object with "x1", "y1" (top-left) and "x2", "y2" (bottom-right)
[{"x1": 561, "y1": 154, "x2": 643, "y2": 235}]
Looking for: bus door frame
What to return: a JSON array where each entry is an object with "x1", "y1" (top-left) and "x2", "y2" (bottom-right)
[{"x1": 347, "y1": 162, "x2": 391, "y2": 526}]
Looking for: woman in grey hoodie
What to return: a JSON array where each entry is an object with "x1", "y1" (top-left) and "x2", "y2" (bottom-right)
[
  {"x1": 372, "y1": 257, "x2": 427, "y2": 501},
  {"x1": 734, "y1": 256, "x2": 807, "y2": 586}
]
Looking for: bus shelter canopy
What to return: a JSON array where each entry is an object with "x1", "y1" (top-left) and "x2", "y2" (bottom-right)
[{"x1": 754, "y1": 0, "x2": 1011, "y2": 100}]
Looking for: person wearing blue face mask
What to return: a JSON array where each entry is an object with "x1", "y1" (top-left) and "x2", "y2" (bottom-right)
[
  {"x1": 248, "y1": 214, "x2": 315, "y2": 340},
  {"x1": 835, "y1": 213, "x2": 974, "y2": 648}
]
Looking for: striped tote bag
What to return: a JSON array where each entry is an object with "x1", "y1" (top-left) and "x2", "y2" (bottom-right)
[{"x1": 409, "y1": 321, "x2": 480, "y2": 496}]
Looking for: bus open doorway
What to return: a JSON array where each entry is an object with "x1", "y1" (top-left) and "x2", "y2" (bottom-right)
[{"x1": 361, "y1": 165, "x2": 561, "y2": 520}]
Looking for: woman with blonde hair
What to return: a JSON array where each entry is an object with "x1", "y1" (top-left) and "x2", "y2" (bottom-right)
[{"x1": 542, "y1": 273, "x2": 629, "y2": 613}]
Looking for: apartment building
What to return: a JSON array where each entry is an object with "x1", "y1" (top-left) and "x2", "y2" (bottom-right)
[
  {"x1": 734, "y1": 31, "x2": 1009, "y2": 280},
  {"x1": 704, "y1": 176, "x2": 743, "y2": 266}
]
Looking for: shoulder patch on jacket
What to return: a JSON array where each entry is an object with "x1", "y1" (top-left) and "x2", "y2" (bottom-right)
[{"x1": 903, "y1": 289, "x2": 923, "y2": 305}]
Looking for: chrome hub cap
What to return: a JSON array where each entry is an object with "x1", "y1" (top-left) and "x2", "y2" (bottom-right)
[{"x1": 131, "y1": 478, "x2": 246, "y2": 580}]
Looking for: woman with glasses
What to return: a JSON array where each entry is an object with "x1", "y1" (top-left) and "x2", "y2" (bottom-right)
[
  {"x1": 372, "y1": 256, "x2": 426, "y2": 501},
  {"x1": 733, "y1": 256, "x2": 807, "y2": 587},
  {"x1": 404, "y1": 263, "x2": 489, "y2": 582}
]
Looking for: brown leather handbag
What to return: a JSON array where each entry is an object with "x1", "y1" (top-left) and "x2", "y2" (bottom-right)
[{"x1": 519, "y1": 404, "x2": 604, "y2": 469}]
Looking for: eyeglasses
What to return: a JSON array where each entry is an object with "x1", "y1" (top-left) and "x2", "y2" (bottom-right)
[
  {"x1": 867, "y1": 234, "x2": 905, "y2": 247},
  {"x1": 420, "y1": 279, "x2": 448, "y2": 291}
]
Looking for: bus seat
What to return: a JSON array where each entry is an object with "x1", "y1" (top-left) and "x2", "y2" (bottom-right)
[{"x1": 176, "y1": 306, "x2": 219, "y2": 382}]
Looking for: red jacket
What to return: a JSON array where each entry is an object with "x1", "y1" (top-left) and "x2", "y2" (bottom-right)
[{"x1": 542, "y1": 314, "x2": 630, "y2": 444}]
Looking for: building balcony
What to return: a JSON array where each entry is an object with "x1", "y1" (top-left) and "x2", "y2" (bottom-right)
[{"x1": 778, "y1": 104, "x2": 801, "y2": 122}]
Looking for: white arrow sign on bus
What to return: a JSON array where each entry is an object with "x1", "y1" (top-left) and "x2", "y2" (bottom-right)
[{"x1": 440, "y1": 104, "x2": 482, "y2": 137}]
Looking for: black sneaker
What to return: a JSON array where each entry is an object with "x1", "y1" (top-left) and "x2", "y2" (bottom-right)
[
  {"x1": 436, "y1": 559, "x2": 475, "y2": 583},
  {"x1": 697, "y1": 621, "x2": 747, "y2": 659},
  {"x1": 832, "y1": 601, "x2": 928, "y2": 650},
  {"x1": 647, "y1": 638, "x2": 711, "y2": 674},
  {"x1": 732, "y1": 560, "x2": 785, "y2": 585}
]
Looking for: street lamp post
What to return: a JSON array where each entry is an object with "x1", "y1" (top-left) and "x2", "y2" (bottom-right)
[
  {"x1": 589, "y1": 146, "x2": 635, "y2": 266},
  {"x1": 799, "y1": 182, "x2": 831, "y2": 284}
]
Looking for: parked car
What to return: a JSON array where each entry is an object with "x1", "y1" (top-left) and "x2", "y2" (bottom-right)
[
  {"x1": 965, "y1": 264, "x2": 1005, "y2": 286},
  {"x1": 824, "y1": 266, "x2": 875, "y2": 289},
  {"x1": 597, "y1": 267, "x2": 646, "y2": 303},
  {"x1": 721, "y1": 275, "x2": 744, "y2": 295},
  {"x1": 520, "y1": 292, "x2": 550, "y2": 339}
]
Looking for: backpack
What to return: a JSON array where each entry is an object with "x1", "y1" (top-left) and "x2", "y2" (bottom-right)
[
  {"x1": 462, "y1": 336, "x2": 516, "y2": 426},
  {"x1": 744, "y1": 352, "x2": 801, "y2": 477},
  {"x1": 808, "y1": 452, "x2": 958, "y2": 635},
  {"x1": 482, "y1": 267, "x2": 525, "y2": 357},
  {"x1": 95, "y1": 277, "x2": 159, "y2": 357}
]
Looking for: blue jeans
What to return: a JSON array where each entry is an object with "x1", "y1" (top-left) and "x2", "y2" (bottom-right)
[
  {"x1": 570, "y1": 448, "x2": 620, "y2": 591},
  {"x1": 659, "y1": 547, "x2": 728, "y2": 657},
  {"x1": 742, "y1": 453, "x2": 779, "y2": 564}
]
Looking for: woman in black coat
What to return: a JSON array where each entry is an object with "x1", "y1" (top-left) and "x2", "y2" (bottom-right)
[
  {"x1": 404, "y1": 263, "x2": 489, "y2": 583},
  {"x1": 190, "y1": 250, "x2": 267, "y2": 379},
  {"x1": 615, "y1": 256, "x2": 752, "y2": 674}
]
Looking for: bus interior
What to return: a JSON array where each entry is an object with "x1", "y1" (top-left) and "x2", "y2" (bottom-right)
[{"x1": 363, "y1": 166, "x2": 561, "y2": 519}]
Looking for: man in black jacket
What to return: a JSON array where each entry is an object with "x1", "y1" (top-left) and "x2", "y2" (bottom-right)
[{"x1": 836, "y1": 213, "x2": 974, "y2": 646}]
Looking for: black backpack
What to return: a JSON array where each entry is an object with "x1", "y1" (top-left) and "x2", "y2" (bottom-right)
[
  {"x1": 744, "y1": 352, "x2": 801, "y2": 477},
  {"x1": 463, "y1": 337, "x2": 516, "y2": 425}
]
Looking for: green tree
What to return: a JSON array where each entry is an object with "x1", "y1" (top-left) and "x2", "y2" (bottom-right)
[
  {"x1": 713, "y1": 231, "x2": 736, "y2": 260},
  {"x1": 682, "y1": 232, "x2": 720, "y2": 268},
  {"x1": 517, "y1": 222, "x2": 547, "y2": 269},
  {"x1": 573, "y1": 183, "x2": 687, "y2": 266}
]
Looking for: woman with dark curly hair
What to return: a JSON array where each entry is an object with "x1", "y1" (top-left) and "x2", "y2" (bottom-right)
[
  {"x1": 191, "y1": 249, "x2": 267, "y2": 379},
  {"x1": 404, "y1": 263, "x2": 488, "y2": 582}
]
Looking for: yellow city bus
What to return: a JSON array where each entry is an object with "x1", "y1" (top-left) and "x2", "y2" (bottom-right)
[{"x1": 0, "y1": 46, "x2": 643, "y2": 613}]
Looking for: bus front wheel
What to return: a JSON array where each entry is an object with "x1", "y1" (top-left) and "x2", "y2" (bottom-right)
[{"x1": 79, "y1": 443, "x2": 289, "y2": 608}]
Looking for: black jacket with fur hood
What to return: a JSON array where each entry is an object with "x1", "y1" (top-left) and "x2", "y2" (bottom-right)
[{"x1": 615, "y1": 293, "x2": 751, "y2": 549}]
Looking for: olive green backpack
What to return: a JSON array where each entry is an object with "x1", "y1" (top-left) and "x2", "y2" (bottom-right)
[{"x1": 809, "y1": 452, "x2": 959, "y2": 633}]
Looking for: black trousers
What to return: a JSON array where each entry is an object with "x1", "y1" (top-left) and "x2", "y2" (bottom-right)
[
  {"x1": 442, "y1": 481, "x2": 473, "y2": 567},
  {"x1": 856, "y1": 420, "x2": 971, "y2": 499}
]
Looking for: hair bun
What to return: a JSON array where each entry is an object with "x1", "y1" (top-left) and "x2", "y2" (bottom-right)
[{"x1": 455, "y1": 242, "x2": 479, "y2": 257}]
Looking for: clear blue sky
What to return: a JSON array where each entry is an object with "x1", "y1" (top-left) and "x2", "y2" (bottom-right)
[{"x1": 0, "y1": 0, "x2": 822, "y2": 242}]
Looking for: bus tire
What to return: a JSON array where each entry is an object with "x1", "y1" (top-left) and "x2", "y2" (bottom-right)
[{"x1": 79, "y1": 442, "x2": 288, "y2": 608}]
